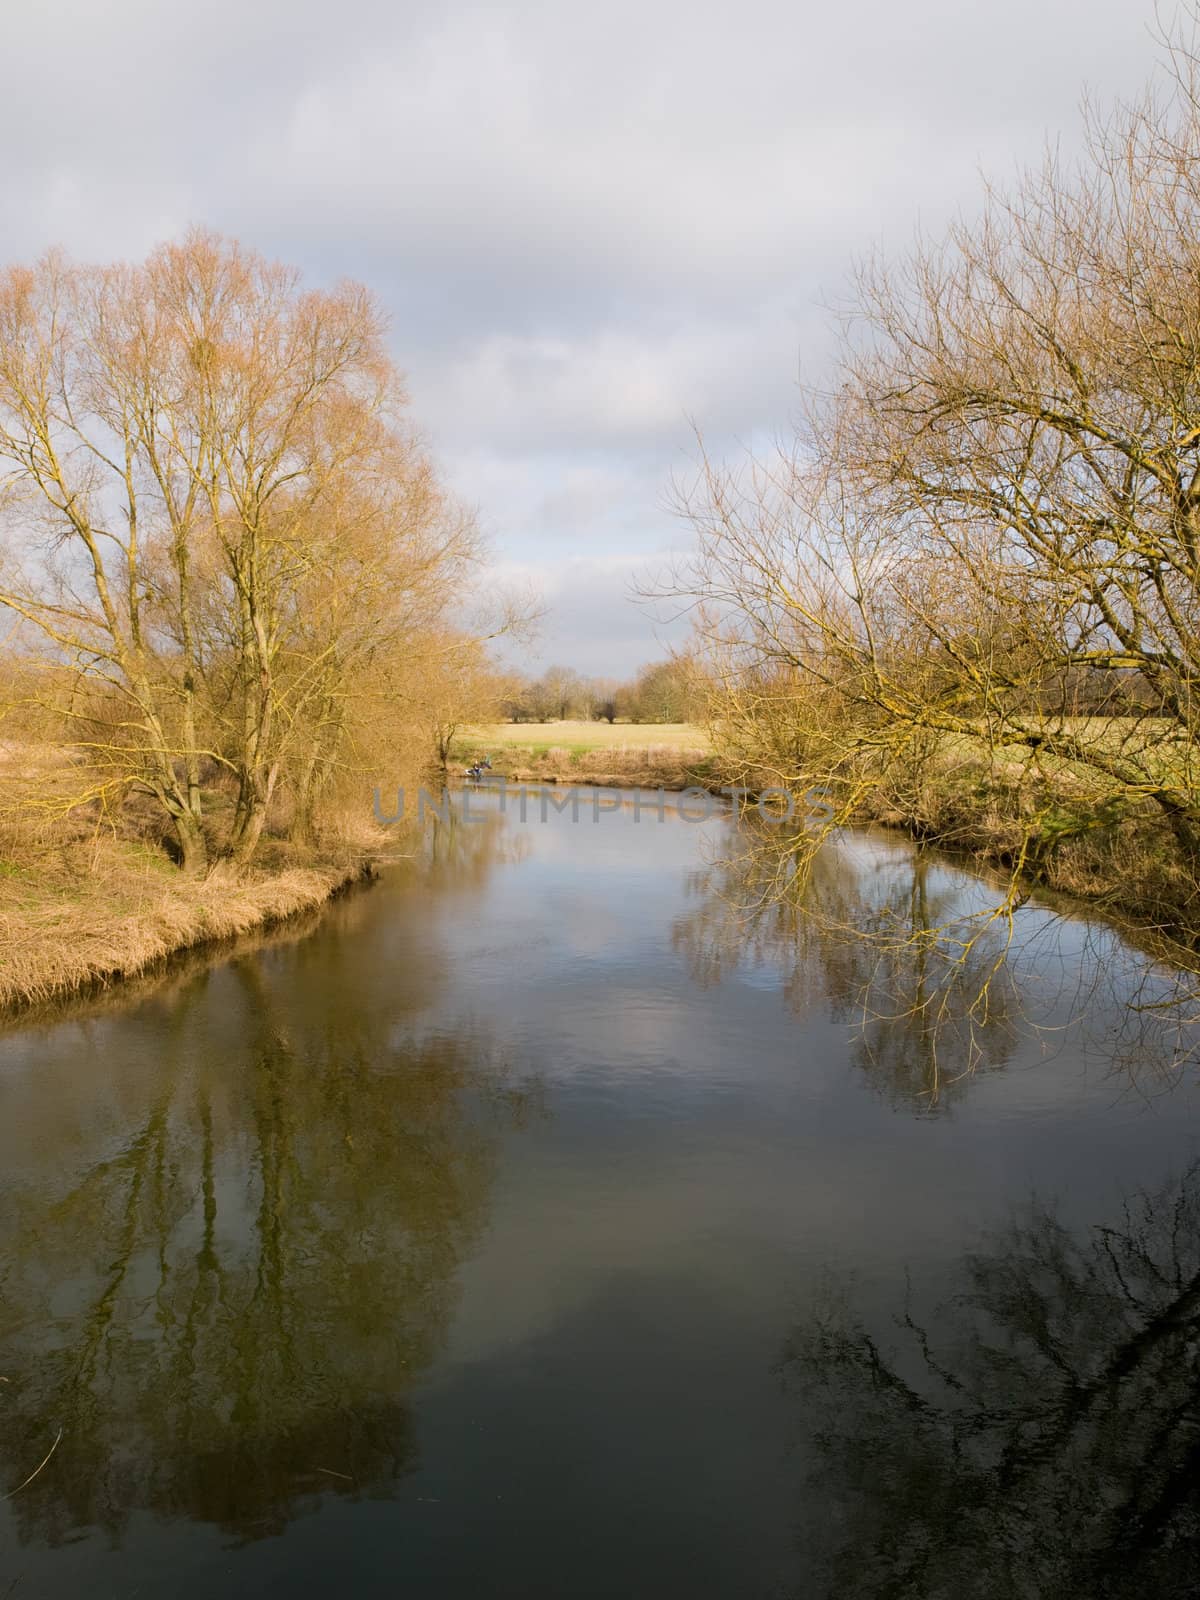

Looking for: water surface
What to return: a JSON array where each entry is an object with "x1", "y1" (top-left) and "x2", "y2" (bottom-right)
[{"x1": 2, "y1": 791, "x2": 1199, "y2": 1597}]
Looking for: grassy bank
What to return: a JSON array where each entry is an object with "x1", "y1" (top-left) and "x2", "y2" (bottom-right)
[
  {"x1": 850, "y1": 733, "x2": 1200, "y2": 953},
  {"x1": 0, "y1": 833, "x2": 382, "y2": 1014},
  {"x1": 452, "y1": 721, "x2": 717, "y2": 790},
  {"x1": 0, "y1": 737, "x2": 396, "y2": 1014}
]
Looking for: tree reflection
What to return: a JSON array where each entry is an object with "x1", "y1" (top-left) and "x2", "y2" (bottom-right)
[
  {"x1": 421, "y1": 796, "x2": 532, "y2": 890},
  {"x1": 0, "y1": 832, "x2": 534, "y2": 1547},
  {"x1": 673, "y1": 820, "x2": 1021, "y2": 1108},
  {"x1": 781, "y1": 1162, "x2": 1200, "y2": 1597}
]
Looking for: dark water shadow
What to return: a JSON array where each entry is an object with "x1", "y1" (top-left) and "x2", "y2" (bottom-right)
[{"x1": 779, "y1": 1158, "x2": 1200, "y2": 1597}]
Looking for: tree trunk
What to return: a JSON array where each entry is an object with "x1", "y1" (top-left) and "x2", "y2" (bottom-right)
[
  {"x1": 174, "y1": 809, "x2": 208, "y2": 875},
  {"x1": 290, "y1": 751, "x2": 319, "y2": 846},
  {"x1": 228, "y1": 798, "x2": 268, "y2": 866},
  {"x1": 289, "y1": 753, "x2": 332, "y2": 847},
  {"x1": 228, "y1": 759, "x2": 278, "y2": 866}
]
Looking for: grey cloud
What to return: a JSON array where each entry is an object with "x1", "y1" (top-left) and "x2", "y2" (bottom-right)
[{"x1": 490, "y1": 555, "x2": 691, "y2": 676}]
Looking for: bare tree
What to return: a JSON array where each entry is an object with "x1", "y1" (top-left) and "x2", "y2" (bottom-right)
[{"x1": 674, "y1": 10, "x2": 1200, "y2": 954}]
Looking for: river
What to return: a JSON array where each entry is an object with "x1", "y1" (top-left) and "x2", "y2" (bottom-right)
[{"x1": 2, "y1": 787, "x2": 1199, "y2": 1597}]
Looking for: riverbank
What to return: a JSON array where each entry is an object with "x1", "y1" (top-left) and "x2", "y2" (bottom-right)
[
  {"x1": 452, "y1": 722, "x2": 717, "y2": 792},
  {"x1": 0, "y1": 835, "x2": 381, "y2": 1015},
  {"x1": 854, "y1": 753, "x2": 1200, "y2": 960},
  {"x1": 0, "y1": 727, "x2": 721, "y2": 1017},
  {"x1": 464, "y1": 718, "x2": 1200, "y2": 956},
  {"x1": 5, "y1": 735, "x2": 1193, "y2": 1019}
]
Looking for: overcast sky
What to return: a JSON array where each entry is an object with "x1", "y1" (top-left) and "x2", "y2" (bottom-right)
[{"x1": 0, "y1": 0, "x2": 1166, "y2": 673}]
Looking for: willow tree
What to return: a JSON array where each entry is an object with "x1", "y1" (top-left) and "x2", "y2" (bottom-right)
[{"x1": 0, "y1": 231, "x2": 475, "y2": 870}]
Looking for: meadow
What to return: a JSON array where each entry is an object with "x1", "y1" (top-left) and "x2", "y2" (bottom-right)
[
  {"x1": 456, "y1": 721, "x2": 712, "y2": 756},
  {"x1": 451, "y1": 721, "x2": 716, "y2": 792}
]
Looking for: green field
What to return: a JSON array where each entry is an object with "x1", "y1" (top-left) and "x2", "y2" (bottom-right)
[{"x1": 457, "y1": 721, "x2": 711, "y2": 756}]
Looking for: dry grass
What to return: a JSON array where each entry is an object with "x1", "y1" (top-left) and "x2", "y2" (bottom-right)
[
  {"x1": 0, "y1": 743, "x2": 391, "y2": 1015},
  {"x1": 0, "y1": 836, "x2": 374, "y2": 1013},
  {"x1": 453, "y1": 742, "x2": 715, "y2": 793},
  {"x1": 453, "y1": 721, "x2": 715, "y2": 791}
]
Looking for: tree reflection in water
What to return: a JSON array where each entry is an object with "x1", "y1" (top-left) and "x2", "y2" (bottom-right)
[
  {"x1": 674, "y1": 820, "x2": 1024, "y2": 1107},
  {"x1": 781, "y1": 1160, "x2": 1200, "y2": 1596},
  {"x1": 674, "y1": 817, "x2": 1200, "y2": 1109},
  {"x1": 0, "y1": 809, "x2": 535, "y2": 1548}
]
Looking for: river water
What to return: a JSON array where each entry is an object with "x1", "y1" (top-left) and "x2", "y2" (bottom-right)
[{"x1": 2, "y1": 788, "x2": 1200, "y2": 1597}]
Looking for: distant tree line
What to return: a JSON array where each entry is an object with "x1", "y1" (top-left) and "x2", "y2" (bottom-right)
[{"x1": 499, "y1": 658, "x2": 703, "y2": 724}]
